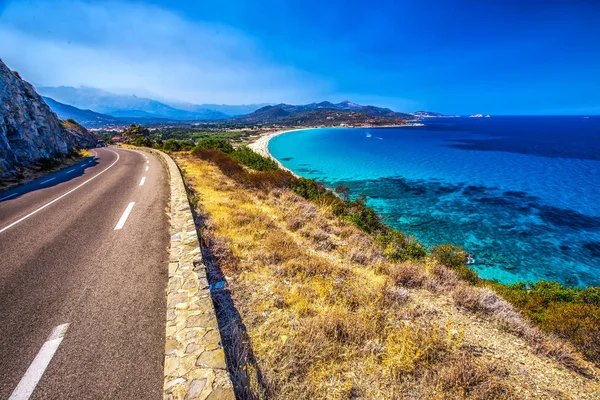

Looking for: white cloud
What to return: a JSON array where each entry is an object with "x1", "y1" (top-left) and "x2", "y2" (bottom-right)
[{"x1": 0, "y1": 0, "x2": 330, "y2": 104}]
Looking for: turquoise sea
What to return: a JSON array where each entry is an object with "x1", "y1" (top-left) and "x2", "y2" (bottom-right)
[{"x1": 269, "y1": 116, "x2": 600, "y2": 287}]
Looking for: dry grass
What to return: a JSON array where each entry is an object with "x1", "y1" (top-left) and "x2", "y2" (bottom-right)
[{"x1": 177, "y1": 153, "x2": 600, "y2": 399}]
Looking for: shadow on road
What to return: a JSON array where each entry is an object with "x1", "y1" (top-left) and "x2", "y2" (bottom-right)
[{"x1": 0, "y1": 156, "x2": 98, "y2": 204}]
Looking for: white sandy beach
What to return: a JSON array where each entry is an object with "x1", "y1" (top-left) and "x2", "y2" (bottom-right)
[{"x1": 248, "y1": 129, "x2": 301, "y2": 175}]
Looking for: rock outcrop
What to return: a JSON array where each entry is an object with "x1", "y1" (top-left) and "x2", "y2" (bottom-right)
[{"x1": 0, "y1": 59, "x2": 96, "y2": 178}]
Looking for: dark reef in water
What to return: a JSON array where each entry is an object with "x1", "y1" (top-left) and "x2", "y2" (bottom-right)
[
  {"x1": 325, "y1": 174, "x2": 600, "y2": 287},
  {"x1": 538, "y1": 206, "x2": 600, "y2": 230},
  {"x1": 583, "y1": 241, "x2": 600, "y2": 257}
]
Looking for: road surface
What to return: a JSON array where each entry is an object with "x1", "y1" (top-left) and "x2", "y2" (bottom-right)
[{"x1": 0, "y1": 147, "x2": 169, "y2": 399}]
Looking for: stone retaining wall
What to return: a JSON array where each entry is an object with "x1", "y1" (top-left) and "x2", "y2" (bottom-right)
[{"x1": 151, "y1": 149, "x2": 234, "y2": 400}]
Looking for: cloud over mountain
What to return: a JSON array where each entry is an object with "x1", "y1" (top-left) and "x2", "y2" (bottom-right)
[{"x1": 0, "y1": 0, "x2": 329, "y2": 105}]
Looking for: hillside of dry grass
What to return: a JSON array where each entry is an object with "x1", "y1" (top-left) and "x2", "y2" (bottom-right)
[{"x1": 175, "y1": 152, "x2": 600, "y2": 399}]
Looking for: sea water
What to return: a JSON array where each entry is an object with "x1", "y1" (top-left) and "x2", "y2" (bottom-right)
[{"x1": 269, "y1": 116, "x2": 600, "y2": 287}]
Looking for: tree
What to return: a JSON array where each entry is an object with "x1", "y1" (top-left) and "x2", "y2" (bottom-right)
[
  {"x1": 133, "y1": 134, "x2": 152, "y2": 147},
  {"x1": 163, "y1": 139, "x2": 182, "y2": 152},
  {"x1": 122, "y1": 124, "x2": 149, "y2": 143}
]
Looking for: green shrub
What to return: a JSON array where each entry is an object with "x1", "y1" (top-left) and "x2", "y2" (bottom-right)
[
  {"x1": 194, "y1": 138, "x2": 234, "y2": 154},
  {"x1": 488, "y1": 280, "x2": 600, "y2": 365},
  {"x1": 231, "y1": 146, "x2": 278, "y2": 171},
  {"x1": 430, "y1": 243, "x2": 468, "y2": 268},
  {"x1": 163, "y1": 138, "x2": 182, "y2": 152},
  {"x1": 192, "y1": 148, "x2": 294, "y2": 190},
  {"x1": 133, "y1": 134, "x2": 152, "y2": 147},
  {"x1": 377, "y1": 230, "x2": 427, "y2": 261},
  {"x1": 430, "y1": 243, "x2": 479, "y2": 283},
  {"x1": 290, "y1": 178, "x2": 327, "y2": 200},
  {"x1": 343, "y1": 196, "x2": 385, "y2": 234}
]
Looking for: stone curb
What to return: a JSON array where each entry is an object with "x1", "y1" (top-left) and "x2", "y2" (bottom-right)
[{"x1": 147, "y1": 149, "x2": 235, "y2": 400}]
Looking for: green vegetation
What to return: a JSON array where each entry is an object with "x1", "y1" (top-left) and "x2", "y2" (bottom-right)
[
  {"x1": 194, "y1": 138, "x2": 234, "y2": 153},
  {"x1": 61, "y1": 118, "x2": 86, "y2": 132},
  {"x1": 231, "y1": 146, "x2": 278, "y2": 171},
  {"x1": 487, "y1": 281, "x2": 600, "y2": 364},
  {"x1": 122, "y1": 124, "x2": 150, "y2": 140},
  {"x1": 132, "y1": 134, "x2": 151, "y2": 147},
  {"x1": 430, "y1": 243, "x2": 479, "y2": 284},
  {"x1": 190, "y1": 142, "x2": 600, "y2": 370},
  {"x1": 146, "y1": 127, "x2": 253, "y2": 143},
  {"x1": 178, "y1": 149, "x2": 600, "y2": 398}
]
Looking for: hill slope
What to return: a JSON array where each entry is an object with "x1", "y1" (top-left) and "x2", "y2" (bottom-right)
[
  {"x1": 165, "y1": 101, "x2": 272, "y2": 117},
  {"x1": 42, "y1": 96, "x2": 120, "y2": 127},
  {"x1": 233, "y1": 101, "x2": 412, "y2": 126},
  {"x1": 0, "y1": 60, "x2": 96, "y2": 178},
  {"x1": 175, "y1": 149, "x2": 600, "y2": 399}
]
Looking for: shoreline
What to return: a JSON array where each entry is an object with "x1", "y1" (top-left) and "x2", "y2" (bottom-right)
[
  {"x1": 248, "y1": 123, "x2": 422, "y2": 177},
  {"x1": 247, "y1": 128, "x2": 303, "y2": 176}
]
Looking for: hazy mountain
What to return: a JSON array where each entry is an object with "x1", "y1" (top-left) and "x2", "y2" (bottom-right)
[
  {"x1": 36, "y1": 86, "x2": 228, "y2": 121},
  {"x1": 42, "y1": 96, "x2": 120, "y2": 127},
  {"x1": 167, "y1": 102, "x2": 272, "y2": 116},
  {"x1": 233, "y1": 101, "x2": 412, "y2": 125}
]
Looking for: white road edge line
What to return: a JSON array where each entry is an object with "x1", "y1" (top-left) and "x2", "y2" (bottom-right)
[
  {"x1": 39, "y1": 177, "x2": 56, "y2": 185},
  {"x1": 114, "y1": 202, "x2": 135, "y2": 230},
  {"x1": 0, "y1": 193, "x2": 18, "y2": 201},
  {"x1": 145, "y1": 166, "x2": 149, "y2": 171},
  {"x1": 0, "y1": 149, "x2": 120, "y2": 234},
  {"x1": 8, "y1": 323, "x2": 70, "y2": 400},
  {"x1": 139, "y1": 177, "x2": 146, "y2": 186}
]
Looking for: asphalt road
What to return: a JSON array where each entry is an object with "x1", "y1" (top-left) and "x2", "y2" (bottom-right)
[{"x1": 0, "y1": 147, "x2": 169, "y2": 399}]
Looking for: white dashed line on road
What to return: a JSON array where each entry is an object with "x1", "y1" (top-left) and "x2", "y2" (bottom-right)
[
  {"x1": 66, "y1": 169, "x2": 75, "y2": 174},
  {"x1": 114, "y1": 202, "x2": 135, "y2": 230},
  {"x1": 40, "y1": 177, "x2": 56, "y2": 185},
  {"x1": 139, "y1": 177, "x2": 146, "y2": 186},
  {"x1": 145, "y1": 166, "x2": 149, "y2": 171},
  {"x1": 8, "y1": 323, "x2": 70, "y2": 400}
]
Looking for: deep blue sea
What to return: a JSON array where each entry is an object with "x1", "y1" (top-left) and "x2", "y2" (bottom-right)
[{"x1": 269, "y1": 116, "x2": 600, "y2": 287}]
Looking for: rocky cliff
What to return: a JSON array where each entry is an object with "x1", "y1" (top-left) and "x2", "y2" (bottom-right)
[{"x1": 0, "y1": 59, "x2": 96, "y2": 178}]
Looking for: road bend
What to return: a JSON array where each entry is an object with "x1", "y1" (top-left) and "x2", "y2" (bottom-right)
[{"x1": 0, "y1": 148, "x2": 169, "y2": 399}]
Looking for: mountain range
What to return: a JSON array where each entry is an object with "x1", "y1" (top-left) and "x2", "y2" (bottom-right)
[
  {"x1": 35, "y1": 86, "x2": 269, "y2": 121},
  {"x1": 232, "y1": 101, "x2": 413, "y2": 125},
  {"x1": 37, "y1": 86, "x2": 437, "y2": 128},
  {"x1": 42, "y1": 96, "x2": 122, "y2": 127}
]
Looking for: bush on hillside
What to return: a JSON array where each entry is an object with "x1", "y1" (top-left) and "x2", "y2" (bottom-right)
[
  {"x1": 133, "y1": 134, "x2": 152, "y2": 147},
  {"x1": 231, "y1": 146, "x2": 278, "y2": 171},
  {"x1": 377, "y1": 229, "x2": 427, "y2": 261},
  {"x1": 194, "y1": 138, "x2": 234, "y2": 154},
  {"x1": 430, "y1": 243, "x2": 479, "y2": 284},
  {"x1": 162, "y1": 139, "x2": 182, "y2": 152},
  {"x1": 488, "y1": 280, "x2": 600, "y2": 364},
  {"x1": 189, "y1": 144, "x2": 600, "y2": 368},
  {"x1": 160, "y1": 138, "x2": 194, "y2": 152}
]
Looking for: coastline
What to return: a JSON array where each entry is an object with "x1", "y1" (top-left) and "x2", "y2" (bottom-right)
[
  {"x1": 248, "y1": 123, "x2": 423, "y2": 177},
  {"x1": 248, "y1": 128, "x2": 304, "y2": 177}
]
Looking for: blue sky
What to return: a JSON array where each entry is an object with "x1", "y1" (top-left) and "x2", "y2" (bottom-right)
[{"x1": 1, "y1": 0, "x2": 599, "y2": 114}]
